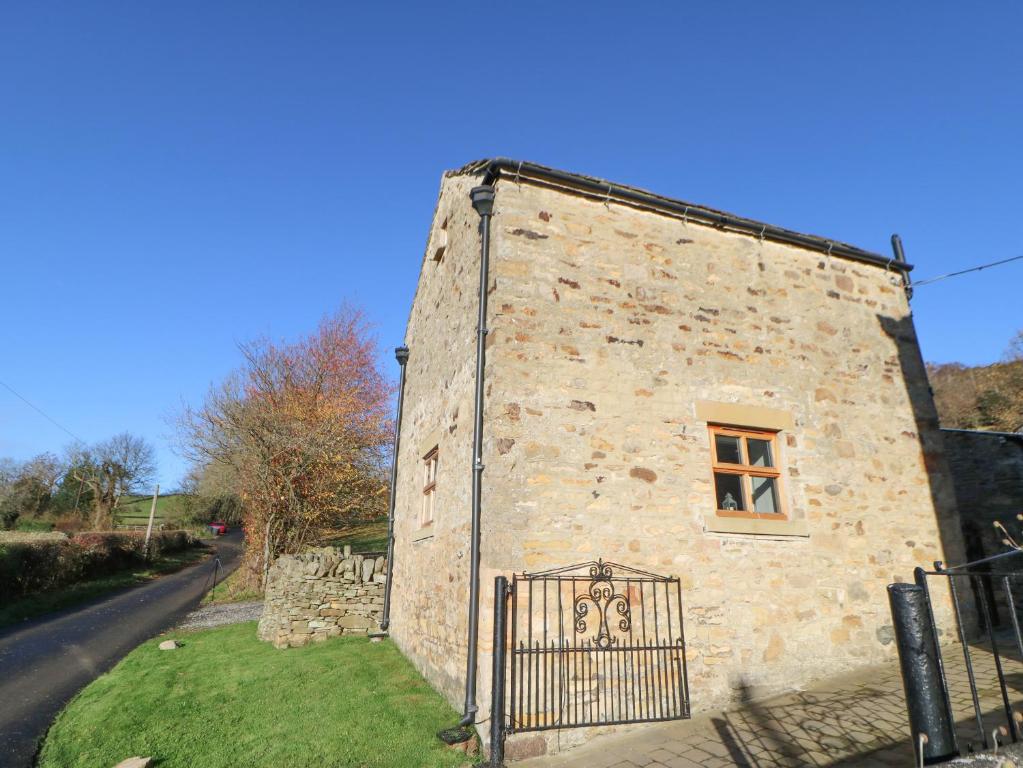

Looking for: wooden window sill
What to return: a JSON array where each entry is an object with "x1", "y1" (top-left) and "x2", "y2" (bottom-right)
[{"x1": 704, "y1": 515, "x2": 808, "y2": 538}]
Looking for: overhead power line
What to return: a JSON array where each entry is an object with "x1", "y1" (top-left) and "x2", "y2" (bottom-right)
[
  {"x1": 913, "y1": 253, "x2": 1023, "y2": 287},
  {"x1": 0, "y1": 377, "x2": 84, "y2": 443}
]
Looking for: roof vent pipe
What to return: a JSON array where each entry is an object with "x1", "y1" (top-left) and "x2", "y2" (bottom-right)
[
  {"x1": 891, "y1": 234, "x2": 913, "y2": 299},
  {"x1": 380, "y1": 345, "x2": 409, "y2": 632},
  {"x1": 458, "y1": 184, "x2": 496, "y2": 727}
]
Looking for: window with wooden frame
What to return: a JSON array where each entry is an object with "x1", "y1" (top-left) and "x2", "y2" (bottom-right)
[
  {"x1": 421, "y1": 447, "x2": 438, "y2": 527},
  {"x1": 709, "y1": 426, "x2": 786, "y2": 519}
]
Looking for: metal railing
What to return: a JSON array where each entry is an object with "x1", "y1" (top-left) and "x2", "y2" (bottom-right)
[{"x1": 911, "y1": 548, "x2": 1023, "y2": 754}]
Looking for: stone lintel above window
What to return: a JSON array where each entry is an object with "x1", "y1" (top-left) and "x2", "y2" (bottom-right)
[{"x1": 694, "y1": 400, "x2": 795, "y2": 431}]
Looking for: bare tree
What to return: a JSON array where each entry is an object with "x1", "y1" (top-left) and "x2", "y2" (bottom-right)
[
  {"x1": 0, "y1": 452, "x2": 65, "y2": 528},
  {"x1": 69, "y1": 433, "x2": 157, "y2": 529},
  {"x1": 1005, "y1": 329, "x2": 1023, "y2": 362}
]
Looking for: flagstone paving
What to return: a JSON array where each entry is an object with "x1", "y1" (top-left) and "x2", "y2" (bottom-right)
[{"x1": 516, "y1": 638, "x2": 1023, "y2": 767}]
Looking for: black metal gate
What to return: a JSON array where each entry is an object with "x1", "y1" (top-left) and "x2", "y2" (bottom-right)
[{"x1": 492, "y1": 559, "x2": 690, "y2": 748}]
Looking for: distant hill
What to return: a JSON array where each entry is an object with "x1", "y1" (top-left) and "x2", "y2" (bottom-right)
[{"x1": 927, "y1": 358, "x2": 1023, "y2": 433}]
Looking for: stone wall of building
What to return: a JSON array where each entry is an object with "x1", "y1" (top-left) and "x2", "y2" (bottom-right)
[
  {"x1": 387, "y1": 172, "x2": 485, "y2": 709},
  {"x1": 257, "y1": 546, "x2": 387, "y2": 649},
  {"x1": 943, "y1": 429, "x2": 1023, "y2": 563},
  {"x1": 391, "y1": 166, "x2": 968, "y2": 758},
  {"x1": 472, "y1": 177, "x2": 966, "y2": 756}
]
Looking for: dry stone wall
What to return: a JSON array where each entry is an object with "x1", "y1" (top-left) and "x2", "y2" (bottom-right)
[{"x1": 257, "y1": 546, "x2": 387, "y2": 649}]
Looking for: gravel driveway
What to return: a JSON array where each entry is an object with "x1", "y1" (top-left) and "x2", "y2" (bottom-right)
[{"x1": 176, "y1": 600, "x2": 263, "y2": 630}]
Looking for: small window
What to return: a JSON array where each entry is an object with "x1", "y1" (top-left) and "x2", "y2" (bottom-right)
[
  {"x1": 709, "y1": 426, "x2": 785, "y2": 519},
  {"x1": 421, "y1": 447, "x2": 438, "y2": 527},
  {"x1": 432, "y1": 218, "x2": 448, "y2": 263}
]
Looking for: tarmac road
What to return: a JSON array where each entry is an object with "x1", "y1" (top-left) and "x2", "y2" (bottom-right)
[{"x1": 0, "y1": 531, "x2": 244, "y2": 768}]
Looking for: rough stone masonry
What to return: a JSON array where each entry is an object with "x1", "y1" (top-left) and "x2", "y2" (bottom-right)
[
  {"x1": 257, "y1": 546, "x2": 387, "y2": 649},
  {"x1": 387, "y1": 160, "x2": 968, "y2": 758}
]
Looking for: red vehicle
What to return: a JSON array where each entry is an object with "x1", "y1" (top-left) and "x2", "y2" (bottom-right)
[{"x1": 209, "y1": 521, "x2": 228, "y2": 536}]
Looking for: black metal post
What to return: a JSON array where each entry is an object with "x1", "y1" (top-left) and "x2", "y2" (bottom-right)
[
  {"x1": 914, "y1": 567, "x2": 957, "y2": 746},
  {"x1": 380, "y1": 345, "x2": 409, "y2": 632},
  {"x1": 888, "y1": 583, "x2": 958, "y2": 764},
  {"x1": 891, "y1": 233, "x2": 913, "y2": 299},
  {"x1": 490, "y1": 576, "x2": 508, "y2": 767},
  {"x1": 460, "y1": 183, "x2": 495, "y2": 726}
]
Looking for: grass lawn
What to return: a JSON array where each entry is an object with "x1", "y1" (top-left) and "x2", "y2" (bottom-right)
[
  {"x1": 38, "y1": 622, "x2": 473, "y2": 768},
  {"x1": 113, "y1": 493, "x2": 192, "y2": 529},
  {"x1": 13, "y1": 517, "x2": 57, "y2": 532},
  {"x1": 0, "y1": 547, "x2": 211, "y2": 629},
  {"x1": 326, "y1": 517, "x2": 389, "y2": 552}
]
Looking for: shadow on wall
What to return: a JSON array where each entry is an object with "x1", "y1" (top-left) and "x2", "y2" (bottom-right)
[{"x1": 877, "y1": 313, "x2": 969, "y2": 573}]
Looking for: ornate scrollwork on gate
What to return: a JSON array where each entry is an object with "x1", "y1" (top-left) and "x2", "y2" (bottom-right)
[
  {"x1": 573, "y1": 559, "x2": 632, "y2": 648},
  {"x1": 508, "y1": 558, "x2": 690, "y2": 733}
]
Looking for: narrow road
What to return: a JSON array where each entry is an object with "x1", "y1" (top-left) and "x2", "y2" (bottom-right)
[{"x1": 0, "y1": 531, "x2": 244, "y2": 768}]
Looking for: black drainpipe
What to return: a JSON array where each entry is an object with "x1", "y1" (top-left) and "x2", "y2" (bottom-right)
[
  {"x1": 380, "y1": 345, "x2": 410, "y2": 632},
  {"x1": 459, "y1": 183, "x2": 496, "y2": 727},
  {"x1": 891, "y1": 234, "x2": 913, "y2": 300}
]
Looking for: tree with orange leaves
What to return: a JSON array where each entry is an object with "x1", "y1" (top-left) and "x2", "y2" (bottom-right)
[{"x1": 180, "y1": 307, "x2": 392, "y2": 584}]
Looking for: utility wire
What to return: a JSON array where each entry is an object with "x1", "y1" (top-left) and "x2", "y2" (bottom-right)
[
  {"x1": 913, "y1": 253, "x2": 1023, "y2": 287},
  {"x1": 0, "y1": 377, "x2": 85, "y2": 443}
]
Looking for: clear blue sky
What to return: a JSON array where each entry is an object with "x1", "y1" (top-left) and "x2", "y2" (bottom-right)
[{"x1": 2, "y1": 3, "x2": 1021, "y2": 488}]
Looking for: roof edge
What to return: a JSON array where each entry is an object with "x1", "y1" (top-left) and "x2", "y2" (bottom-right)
[{"x1": 449, "y1": 158, "x2": 912, "y2": 274}]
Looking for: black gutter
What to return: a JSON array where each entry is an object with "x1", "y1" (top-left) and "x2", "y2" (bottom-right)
[
  {"x1": 472, "y1": 158, "x2": 912, "y2": 274},
  {"x1": 380, "y1": 345, "x2": 409, "y2": 632},
  {"x1": 459, "y1": 184, "x2": 495, "y2": 727}
]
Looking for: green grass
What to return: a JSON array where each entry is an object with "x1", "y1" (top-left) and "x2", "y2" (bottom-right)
[
  {"x1": 38, "y1": 623, "x2": 472, "y2": 768},
  {"x1": 326, "y1": 517, "x2": 389, "y2": 552},
  {"x1": 14, "y1": 517, "x2": 55, "y2": 532},
  {"x1": 113, "y1": 493, "x2": 192, "y2": 528},
  {"x1": 0, "y1": 547, "x2": 211, "y2": 629},
  {"x1": 207, "y1": 565, "x2": 263, "y2": 604}
]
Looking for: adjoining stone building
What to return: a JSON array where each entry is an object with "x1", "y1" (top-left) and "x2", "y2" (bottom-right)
[
  {"x1": 943, "y1": 428, "x2": 1023, "y2": 562},
  {"x1": 385, "y1": 159, "x2": 966, "y2": 758}
]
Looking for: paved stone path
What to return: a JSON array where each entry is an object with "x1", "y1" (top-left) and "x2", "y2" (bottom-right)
[{"x1": 517, "y1": 637, "x2": 1023, "y2": 767}]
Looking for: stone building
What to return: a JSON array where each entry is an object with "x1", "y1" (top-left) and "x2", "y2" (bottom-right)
[
  {"x1": 943, "y1": 428, "x2": 1023, "y2": 562},
  {"x1": 384, "y1": 159, "x2": 965, "y2": 758}
]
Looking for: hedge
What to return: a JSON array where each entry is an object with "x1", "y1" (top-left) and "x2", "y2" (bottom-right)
[{"x1": 0, "y1": 530, "x2": 202, "y2": 601}]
